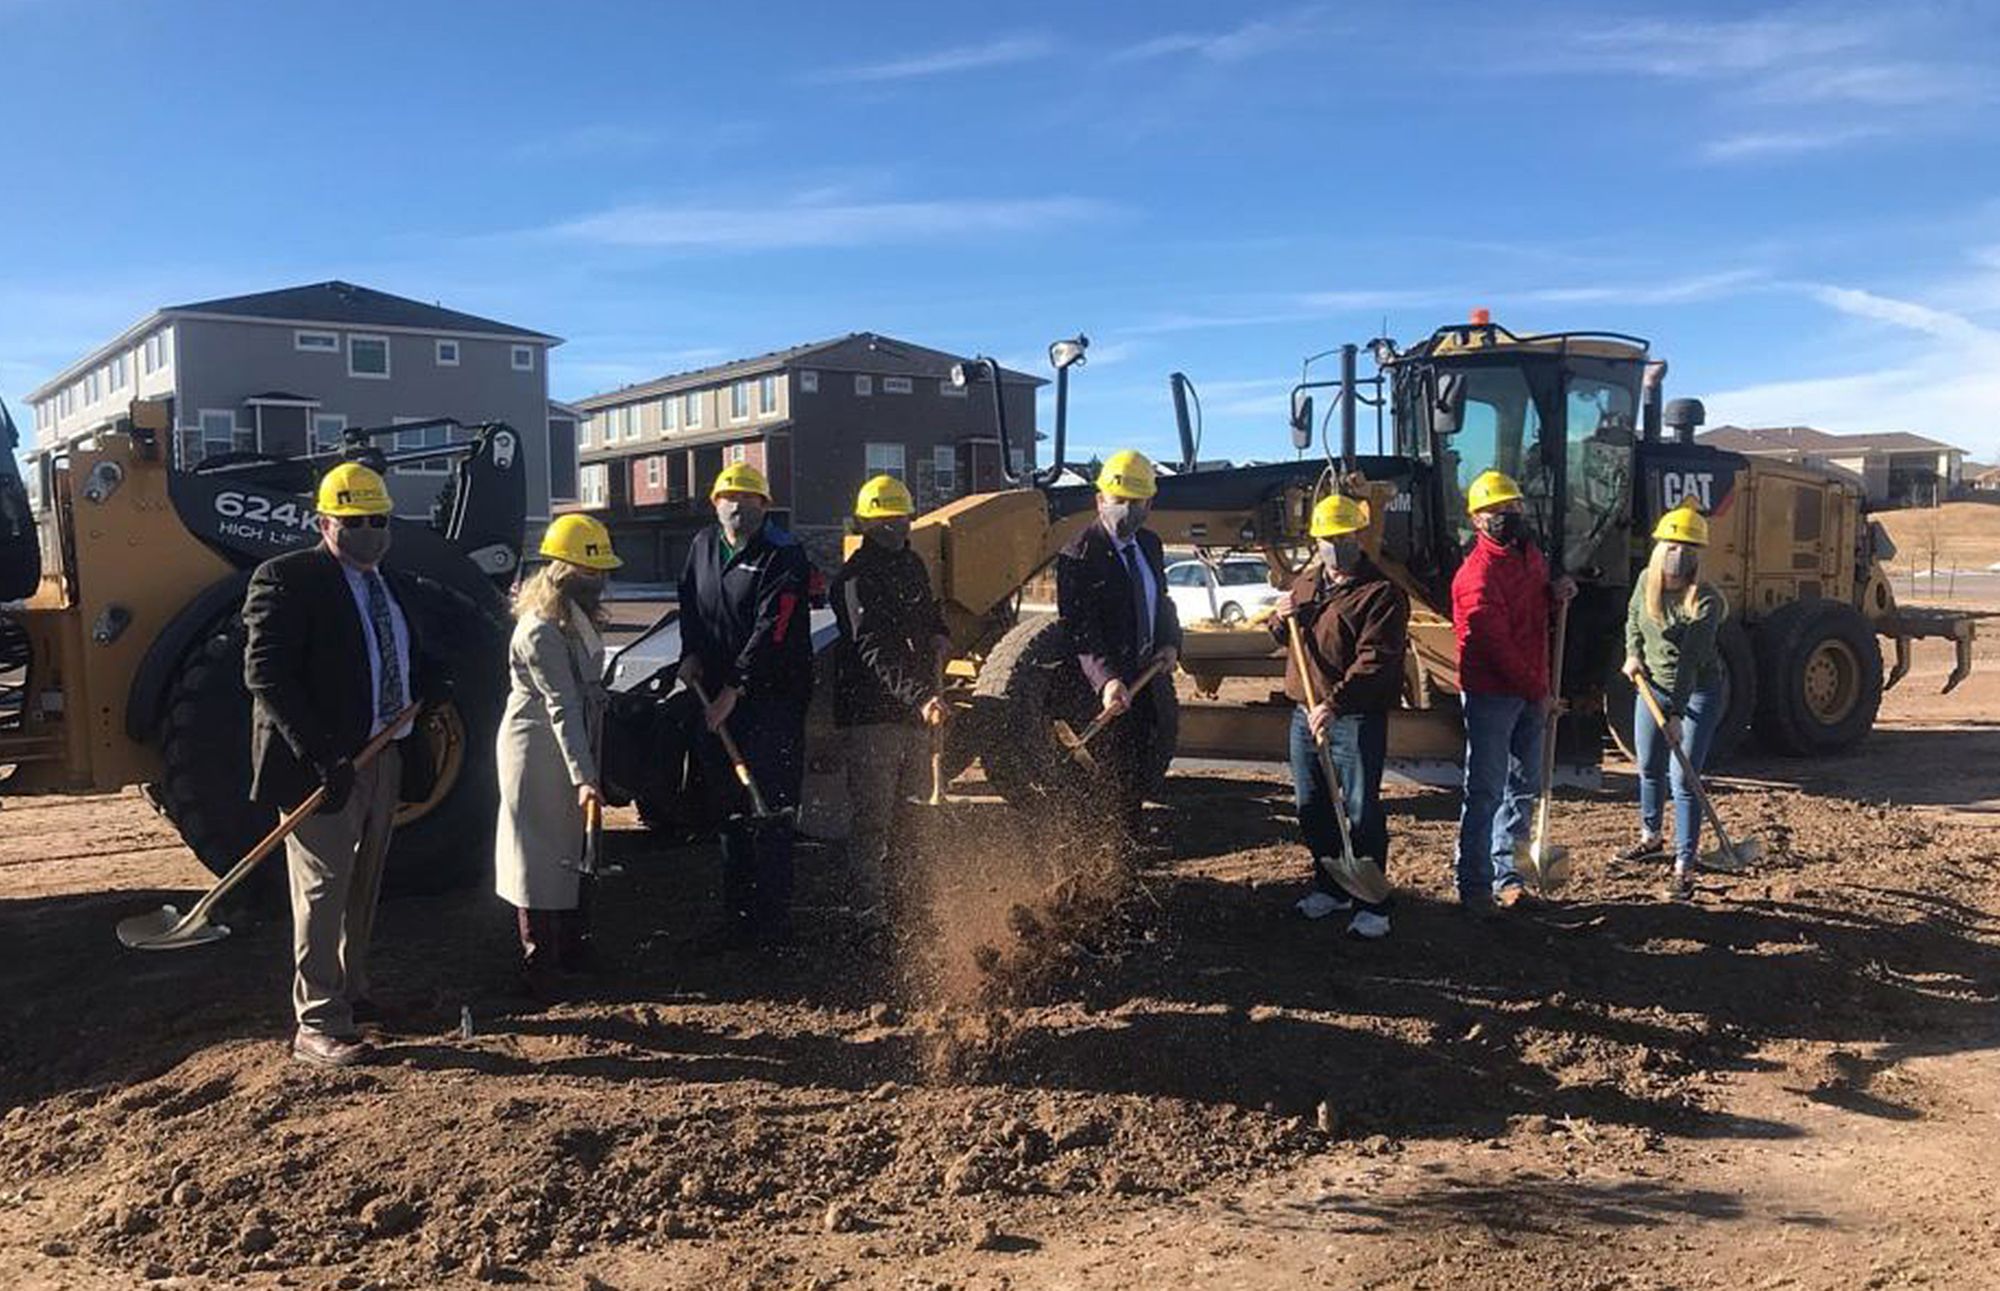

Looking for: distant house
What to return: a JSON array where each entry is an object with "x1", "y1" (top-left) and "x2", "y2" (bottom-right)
[
  {"x1": 25, "y1": 280, "x2": 566, "y2": 530},
  {"x1": 1697, "y1": 425, "x2": 1965, "y2": 508},
  {"x1": 1966, "y1": 462, "x2": 2000, "y2": 493},
  {"x1": 567, "y1": 333, "x2": 1044, "y2": 580}
]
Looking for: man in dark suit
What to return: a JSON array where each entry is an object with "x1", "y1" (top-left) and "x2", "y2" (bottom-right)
[
  {"x1": 1056, "y1": 449, "x2": 1182, "y2": 846},
  {"x1": 243, "y1": 461, "x2": 439, "y2": 1067}
]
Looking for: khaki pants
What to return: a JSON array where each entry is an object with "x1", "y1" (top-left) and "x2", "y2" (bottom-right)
[
  {"x1": 843, "y1": 723, "x2": 931, "y2": 913},
  {"x1": 285, "y1": 745, "x2": 400, "y2": 1037}
]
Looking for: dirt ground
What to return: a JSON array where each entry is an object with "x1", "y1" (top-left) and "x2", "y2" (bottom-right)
[{"x1": 4, "y1": 632, "x2": 2000, "y2": 1290}]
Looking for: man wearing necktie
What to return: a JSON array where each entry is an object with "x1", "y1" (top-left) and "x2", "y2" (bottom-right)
[
  {"x1": 1055, "y1": 449, "x2": 1183, "y2": 849},
  {"x1": 244, "y1": 462, "x2": 442, "y2": 1067}
]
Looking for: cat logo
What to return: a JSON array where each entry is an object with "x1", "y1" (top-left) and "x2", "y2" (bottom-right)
[{"x1": 1662, "y1": 471, "x2": 1716, "y2": 510}]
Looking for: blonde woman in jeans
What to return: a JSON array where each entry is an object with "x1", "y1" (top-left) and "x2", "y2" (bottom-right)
[{"x1": 1619, "y1": 500, "x2": 1726, "y2": 901}]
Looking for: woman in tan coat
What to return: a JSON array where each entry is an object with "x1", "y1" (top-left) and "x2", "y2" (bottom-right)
[{"x1": 495, "y1": 514, "x2": 620, "y2": 990}]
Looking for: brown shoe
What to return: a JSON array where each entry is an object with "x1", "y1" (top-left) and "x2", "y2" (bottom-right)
[{"x1": 291, "y1": 1028, "x2": 372, "y2": 1068}]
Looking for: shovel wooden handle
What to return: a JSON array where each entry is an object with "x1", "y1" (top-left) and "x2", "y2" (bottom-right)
[
  {"x1": 1285, "y1": 617, "x2": 1362, "y2": 864},
  {"x1": 1633, "y1": 676, "x2": 1743, "y2": 858},
  {"x1": 1070, "y1": 656, "x2": 1170, "y2": 755},
  {"x1": 689, "y1": 680, "x2": 775, "y2": 818},
  {"x1": 174, "y1": 703, "x2": 422, "y2": 931},
  {"x1": 1529, "y1": 596, "x2": 1571, "y2": 854},
  {"x1": 927, "y1": 659, "x2": 948, "y2": 806}
]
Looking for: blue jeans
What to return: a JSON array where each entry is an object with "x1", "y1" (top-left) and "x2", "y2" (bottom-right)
[
  {"x1": 1289, "y1": 707, "x2": 1391, "y2": 914},
  {"x1": 1456, "y1": 693, "x2": 1544, "y2": 901},
  {"x1": 1633, "y1": 679, "x2": 1722, "y2": 866}
]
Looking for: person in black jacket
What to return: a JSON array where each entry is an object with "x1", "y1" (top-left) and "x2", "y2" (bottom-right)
[
  {"x1": 677, "y1": 461, "x2": 815, "y2": 950},
  {"x1": 243, "y1": 462, "x2": 443, "y2": 1068},
  {"x1": 1055, "y1": 449, "x2": 1183, "y2": 845},
  {"x1": 831, "y1": 474, "x2": 949, "y2": 932}
]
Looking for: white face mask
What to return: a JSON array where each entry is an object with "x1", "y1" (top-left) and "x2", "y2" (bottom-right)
[
  {"x1": 1663, "y1": 543, "x2": 1700, "y2": 581},
  {"x1": 1100, "y1": 498, "x2": 1150, "y2": 541}
]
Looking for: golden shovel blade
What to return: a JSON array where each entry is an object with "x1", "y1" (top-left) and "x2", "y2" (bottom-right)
[
  {"x1": 1522, "y1": 841, "x2": 1573, "y2": 895},
  {"x1": 1319, "y1": 851, "x2": 1391, "y2": 907},
  {"x1": 1050, "y1": 719, "x2": 1099, "y2": 771},
  {"x1": 116, "y1": 904, "x2": 233, "y2": 951},
  {"x1": 1699, "y1": 837, "x2": 1763, "y2": 874}
]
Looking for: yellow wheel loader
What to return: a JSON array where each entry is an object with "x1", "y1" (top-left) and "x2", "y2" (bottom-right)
[{"x1": 0, "y1": 396, "x2": 528, "y2": 893}]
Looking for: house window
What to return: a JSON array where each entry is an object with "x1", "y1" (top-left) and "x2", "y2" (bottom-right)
[
  {"x1": 511, "y1": 345, "x2": 535, "y2": 372},
  {"x1": 579, "y1": 415, "x2": 596, "y2": 450},
  {"x1": 548, "y1": 418, "x2": 578, "y2": 501},
  {"x1": 109, "y1": 353, "x2": 127, "y2": 390},
  {"x1": 730, "y1": 381, "x2": 750, "y2": 421},
  {"x1": 393, "y1": 417, "x2": 453, "y2": 474},
  {"x1": 141, "y1": 335, "x2": 156, "y2": 374},
  {"x1": 725, "y1": 443, "x2": 749, "y2": 465},
  {"x1": 882, "y1": 376, "x2": 913, "y2": 395},
  {"x1": 939, "y1": 378, "x2": 966, "y2": 398},
  {"x1": 645, "y1": 456, "x2": 664, "y2": 490},
  {"x1": 934, "y1": 445, "x2": 958, "y2": 495},
  {"x1": 348, "y1": 334, "x2": 390, "y2": 378},
  {"x1": 759, "y1": 374, "x2": 778, "y2": 415},
  {"x1": 198, "y1": 410, "x2": 243, "y2": 461},
  {"x1": 296, "y1": 330, "x2": 339, "y2": 354},
  {"x1": 580, "y1": 463, "x2": 608, "y2": 508},
  {"x1": 435, "y1": 339, "x2": 460, "y2": 366},
  {"x1": 799, "y1": 369, "x2": 819, "y2": 394},
  {"x1": 622, "y1": 405, "x2": 638, "y2": 441},
  {"x1": 684, "y1": 391, "x2": 702, "y2": 428},
  {"x1": 865, "y1": 442, "x2": 905, "y2": 480},
  {"x1": 312, "y1": 414, "x2": 348, "y2": 453},
  {"x1": 662, "y1": 397, "x2": 678, "y2": 431},
  {"x1": 85, "y1": 371, "x2": 100, "y2": 404},
  {"x1": 855, "y1": 374, "x2": 873, "y2": 397}
]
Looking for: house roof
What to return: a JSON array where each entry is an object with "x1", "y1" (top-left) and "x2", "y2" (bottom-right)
[
  {"x1": 1699, "y1": 425, "x2": 1964, "y2": 456},
  {"x1": 168, "y1": 280, "x2": 560, "y2": 342},
  {"x1": 573, "y1": 331, "x2": 1045, "y2": 410},
  {"x1": 29, "y1": 279, "x2": 560, "y2": 401}
]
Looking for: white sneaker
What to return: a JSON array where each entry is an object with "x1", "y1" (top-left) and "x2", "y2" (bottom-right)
[
  {"x1": 1346, "y1": 910, "x2": 1391, "y2": 940},
  {"x1": 1295, "y1": 890, "x2": 1352, "y2": 920}
]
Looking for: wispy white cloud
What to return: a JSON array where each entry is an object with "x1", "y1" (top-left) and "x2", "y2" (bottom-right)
[
  {"x1": 1701, "y1": 126, "x2": 1884, "y2": 161},
  {"x1": 1110, "y1": 5, "x2": 1333, "y2": 64},
  {"x1": 1706, "y1": 276, "x2": 2000, "y2": 453},
  {"x1": 1574, "y1": 14, "x2": 1875, "y2": 79},
  {"x1": 547, "y1": 194, "x2": 1116, "y2": 251},
  {"x1": 807, "y1": 35, "x2": 1052, "y2": 84}
]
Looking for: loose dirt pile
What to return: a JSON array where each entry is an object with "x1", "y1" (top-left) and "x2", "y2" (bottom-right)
[{"x1": 4, "y1": 754, "x2": 1999, "y2": 1288}]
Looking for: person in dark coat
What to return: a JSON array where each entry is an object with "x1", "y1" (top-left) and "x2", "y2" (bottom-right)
[
  {"x1": 243, "y1": 461, "x2": 442, "y2": 1067},
  {"x1": 676, "y1": 461, "x2": 814, "y2": 950},
  {"x1": 1055, "y1": 449, "x2": 1182, "y2": 845},
  {"x1": 1271, "y1": 494, "x2": 1410, "y2": 940},
  {"x1": 830, "y1": 474, "x2": 949, "y2": 933}
]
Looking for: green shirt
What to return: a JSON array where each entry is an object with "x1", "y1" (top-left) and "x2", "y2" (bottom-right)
[{"x1": 1625, "y1": 581, "x2": 1726, "y2": 715}]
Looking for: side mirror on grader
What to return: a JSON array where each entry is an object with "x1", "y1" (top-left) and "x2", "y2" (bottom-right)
[{"x1": 1289, "y1": 391, "x2": 1314, "y2": 450}]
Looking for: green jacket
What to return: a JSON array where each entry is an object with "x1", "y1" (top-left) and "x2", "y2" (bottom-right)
[{"x1": 1625, "y1": 581, "x2": 1726, "y2": 716}]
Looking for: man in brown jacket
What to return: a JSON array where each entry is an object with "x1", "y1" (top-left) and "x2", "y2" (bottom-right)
[{"x1": 1272, "y1": 495, "x2": 1409, "y2": 939}]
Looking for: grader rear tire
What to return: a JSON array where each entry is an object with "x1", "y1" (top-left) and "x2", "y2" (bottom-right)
[
  {"x1": 971, "y1": 614, "x2": 1177, "y2": 809},
  {"x1": 1752, "y1": 599, "x2": 1882, "y2": 755}
]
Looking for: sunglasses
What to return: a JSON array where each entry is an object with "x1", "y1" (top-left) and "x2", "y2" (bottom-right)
[{"x1": 336, "y1": 515, "x2": 390, "y2": 529}]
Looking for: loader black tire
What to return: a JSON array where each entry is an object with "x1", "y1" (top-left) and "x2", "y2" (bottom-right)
[
  {"x1": 1751, "y1": 599, "x2": 1882, "y2": 755},
  {"x1": 154, "y1": 578, "x2": 508, "y2": 897},
  {"x1": 1602, "y1": 616, "x2": 1757, "y2": 764},
  {"x1": 972, "y1": 614, "x2": 1176, "y2": 809}
]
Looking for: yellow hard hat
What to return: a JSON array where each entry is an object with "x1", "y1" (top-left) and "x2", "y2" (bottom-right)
[
  {"x1": 854, "y1": 473, "x2": 914, "y2": 520},
  {"x1": 1097, "y1": 449, "x2": 1158, "y2": 500},
  {"x1": 1653, "y1": 498, "x2": 1710, "y2": 547},
  {"x1": 1310, "y1": 493, "x2": 1368, "y2": 538},
  {"x1": 316, "y1": 461, "x2": 393, "y2": 517},
  {"x1": 539, "y1": 513, "x2": 622, "y2": 570},
  {"x1": 1466, "y1": 469, "x2": 1524, "y2": 515},
  {"x1": 710, "y1": 461, "x2": 771, "y2": 500}
]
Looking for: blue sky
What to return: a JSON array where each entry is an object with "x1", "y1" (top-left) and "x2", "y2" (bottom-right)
[{"x1": 4, "y1": 0, "x2": 1999, "y2": 464}]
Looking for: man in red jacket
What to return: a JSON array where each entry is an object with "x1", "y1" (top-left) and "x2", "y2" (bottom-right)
[{"x1": 1452, "y1": 470, "x2": 1575, "y2": 912}]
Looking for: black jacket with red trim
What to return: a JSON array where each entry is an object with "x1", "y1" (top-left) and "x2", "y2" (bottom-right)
[{"x1": 677, "y1": 522, "x2": 814, "y2": 707}]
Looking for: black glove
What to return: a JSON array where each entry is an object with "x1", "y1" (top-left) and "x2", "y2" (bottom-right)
[
  {"x1": 415, "y1": 666, "x2": 455, "y2": 707},
  {"x1": 315, "y1": 757, "x2": 355, "y2": 814}
]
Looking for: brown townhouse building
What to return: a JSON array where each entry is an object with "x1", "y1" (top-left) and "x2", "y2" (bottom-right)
[{"x1": 566, "y1": 333, "x2": 1043, "y2": 580}]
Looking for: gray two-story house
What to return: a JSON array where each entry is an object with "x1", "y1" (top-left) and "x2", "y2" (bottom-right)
[
  {"x1": 27, "y1": 280, "x2": 568, "y2": 529},
  {"x1": 569, "y1": 332, "x2": 1043, "y2": 579}
]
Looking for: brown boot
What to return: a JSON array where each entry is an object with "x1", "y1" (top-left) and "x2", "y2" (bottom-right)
[{"x1": 291, "y1": 1028, "x2": 372, "y2": 1068}]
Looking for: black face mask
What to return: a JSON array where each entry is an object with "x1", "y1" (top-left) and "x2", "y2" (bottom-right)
[
  {"x1": 565, "y1": 572, "x2": 607, "y2": 612},
  {"x1": 865, "y1": 518, "x2": 911, "y2": 551},
  {"x1": 716, "y1": 498, "x2": 765, "y2": 542},
  {"x1": 1320, "y1": 538, "x2": 1362, "y2": 574},
  {"x1": 333, "y1": 524, "x2": 391, "y2": 567},
  {"x1": 1483, "y1": 511, "x2": 1529, "y2": 548}
]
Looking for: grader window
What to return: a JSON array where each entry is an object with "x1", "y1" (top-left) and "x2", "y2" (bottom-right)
[{"x1": 1441, "y1": 366, "x2": 1541, "y2": 551}]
